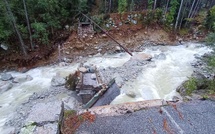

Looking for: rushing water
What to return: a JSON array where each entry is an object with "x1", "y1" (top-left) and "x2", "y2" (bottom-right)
[{"x1": 0, "y1": 43, "x2": 211, "y2": 132}]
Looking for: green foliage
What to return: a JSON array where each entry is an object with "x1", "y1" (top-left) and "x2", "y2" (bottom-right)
[
  {"x1": 179, "y1": 28, "x2": 189, "y2": 36},
  {"x1": 64, "y1": 110, "x2": 77, "y2": 118},
  {"x1": 195, "y1": 10, "x2": 208, "y2": 26},
  {"x1": 206, "y1": 5, "x2": 215, "y2": 31},
  {"x1": 31, "y1": 22, "x2": 49, "y2": 44},
  {"x1": 0, "y1": 0, "x2": 89, "y2": 50},
  {"x1": 206, "y1": 53, "x2": 215, "y2": 67},
  {"x1": 142, "y1": 9, "x2": 163, "y2": 25},
  {"x1": 206, "y1": 79, "x2": 215, "y2": 92},
  {"x1": 205, "y1": 32, "x2": 215, "y2": 45},
  {"x1": 118, "y1": 0, "x2": 128, "y2": 13},
  {"x1": 91, "y1": 15, "x2": 104, "y2": 32},
  {"x1": 185, "y1": 77, "x2": 197, "y2": 95},
  {"x1": 77, "y1": 0, "x2": 88, "y2": 12},
  {"x1": 148, "y1": 0, "x2": 153, "y2": 10},
  {"x1": 166, "y1": 0, "x2": 179, "y2": 26}
]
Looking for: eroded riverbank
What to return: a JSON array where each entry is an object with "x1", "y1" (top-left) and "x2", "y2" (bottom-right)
[{"x1": 0, "y1": 42, "x2": 212, "y2": 133}]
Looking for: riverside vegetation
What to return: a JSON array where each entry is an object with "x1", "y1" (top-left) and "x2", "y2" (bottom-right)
[{"x1": 0, "y1": 0, "x2": 215, "y2": 70}]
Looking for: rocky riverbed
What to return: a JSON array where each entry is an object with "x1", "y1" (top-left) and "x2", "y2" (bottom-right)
[{"x1": 0, "y1": 42, "x2": 212, "y2": 133}]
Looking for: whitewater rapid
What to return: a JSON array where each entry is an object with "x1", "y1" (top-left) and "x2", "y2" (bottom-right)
[{"x1": 0, "y1": 42, "x2": 212, "y2": 132}]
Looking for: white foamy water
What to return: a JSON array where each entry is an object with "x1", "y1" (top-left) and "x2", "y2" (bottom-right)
[
  {"x1": 0, "y1": 53, "x2": 130, "y2": 132},
  {"x1": 0, "y1": 43, "x2": 211, "y2": 132},
  {"x1": 111, "y1": 43, "x2": 212, "y2": 104}
]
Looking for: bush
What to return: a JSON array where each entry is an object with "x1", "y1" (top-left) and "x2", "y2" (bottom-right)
[
  {"x1": 206, "y1": 5, "x2": 215, "y2": 31},
  {"x1": 118, "y1": 0, "x2": 127, "y2": 13},
  {"x1": 205, "y1": 32, "x2": 215, "y2": 45},
  {"x1": 185, "y1": 77, "x2": 197, "y2": 95},
  {"x1": 31, "y1": 22, "x2": 49, "y2": 45}
]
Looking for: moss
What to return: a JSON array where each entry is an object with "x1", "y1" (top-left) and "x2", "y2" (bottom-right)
[
  {"x1": 185, "y1": 77, "x2": 197, "y2": 95},
  {"x1": 64, "y1": 110, "x2": 77, "y2": 118}
]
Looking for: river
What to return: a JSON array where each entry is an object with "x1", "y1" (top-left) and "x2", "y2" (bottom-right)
[{"x1": 0, "y1": 42, "x2": 212, "y2": 132}]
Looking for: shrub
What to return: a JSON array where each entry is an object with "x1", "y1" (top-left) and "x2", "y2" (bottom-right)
[
  {"x1": 185, "y1": 77, "x2": 197, "y2": 95},
  {"x1": 205, "y1": 32, "x2": 215, "y2": 46}
]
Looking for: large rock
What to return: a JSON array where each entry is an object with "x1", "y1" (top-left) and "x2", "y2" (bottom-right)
[
  {"x1": 26, "y1": 101, "x2": 64, "y2": 123},
  {"x1": 22, "y1": 101, "x2": 63, "y2": 134},
  {"x1": 0, "y1": 81, "x2": 13, "y2": 93},
  {"x1": 34, "y1": 123, "x2": 59, "y2": 134},
  {"x1": 12, "y1": 75, "x2": 33, "y2": 83},
  {"x1": 1, "y1": 73, "x2": 13, "y2": 81},
  {"x1": 131, "y1": 53, "x2": 152, "y2": 61},
  {"x1": 78, "y1": 67, "x2": 88, "y2": 73},
  {"x1": 154, "y1": 53, "x2": 166, "y2": 60},
  {"x1": 62, "y1": 96, "x2": 80, "y2": 110},
  {"x1": 51, "y1": 76, "x2": 66, "y2": 87},
  {"x1": 126, "y1": 91, "x2": 136, "y2": 98}
]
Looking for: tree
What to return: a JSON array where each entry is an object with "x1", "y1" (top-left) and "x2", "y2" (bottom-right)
[
  {"x1": 4, "y1": 0, "x2": 27, "y2": 56},
  {"x1": 118, "y1": 0, "x2": 127, "y2": 13},
  {"x1": 166, "y1": 0, "x2": 179, "y2": 26},
  {"x1": 109, "y1": 0, "x2": 112, "y2": 13},
  {"x1": 148, "y1": 0, "x2": 153, "y2": 9},
  {"x1": 153, "y1": 0, "x2": 157, "y2": 10},
  {"x1": 23, "y1": 0, "x2": 34, "y2": 50},
  {"x1": 164, "y1": 0, "x2": 170, "y2": 15},
  {"x1": 206, "y1": 5, "x2": 215, "y2": 31},
  {"x1": 175, "y1": 0, "x2": 184, "y2": 30}
]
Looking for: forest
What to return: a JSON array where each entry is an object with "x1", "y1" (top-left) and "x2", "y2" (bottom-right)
[{"x1": 0, "y1": 0, "x2": 215, "y2": 57}]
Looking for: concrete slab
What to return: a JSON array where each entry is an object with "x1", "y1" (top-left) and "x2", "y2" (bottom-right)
[
  {"x1": 26, "y1": 101, "x2": 63, "y2": 123},
  {"x1": 34, "y1": 123, "x2": 59, "y2": 134},
  {"x1": 76, "y1": 100, "x2": 215, "y2": 134},
  {"x1": 93, "y1": 83, "x2": 120, "y2": 107},
  {"x1": 80, "y1": 99, "x2": 165, "y2": 116}
]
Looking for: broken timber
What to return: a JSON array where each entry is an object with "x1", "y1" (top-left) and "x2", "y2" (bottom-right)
[{"x1": 81, "y1": 12, "x2": 133, "y2": 56}]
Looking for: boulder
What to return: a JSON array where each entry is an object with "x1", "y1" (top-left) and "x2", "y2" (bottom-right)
[
  {"x1": 1, "y1": 73, "x2": 13, "y2": 81},
  {"x1": 25, "y1": 101, "x2": 63, "y2": 123},
  {"x1": 176, "y1": 81, "x2": 186, "y2": 93},
  {"x1": 34, "y1": 123, "x2": 59, "y2": 134},
  {"x1": 17, "y1": 67, "x2": 28, "y2": 73},
  {"x1": 126, "y1": 91, "x2": 136, "y2": 98},
  {"x1": 91, "y1": 74, "x2": 96, "y2": 80},
  {"x1": 115, "y1": 46, "x2": 122, "y2": 52},
  {"x1": 78, "y1": 67, "x2": 88, "y2": 73},
  {"x1": 51, "y1": 76, "x2": 66, "y2": 87},
  {"x1": 12, "y1": 75, "x2": 33, "y2": 83},
  {"x1": 131, "y1": 53, "x2": 152, "y2": 61},
  {"x1": 88, "y1": 66, "x2": 96, "y2": 73},
  {"x1": 154, "y1": 53, "x2": 166, "y2": 60},
  {"x1": 22, "y1": 101, "x2": 63, "y2": 134},
  {"x1": 0, "y1": 81, "x2": 13, "y2": 93},
  {"x1": 62, "y1": 96, "x2": 80, "y2": 110}
]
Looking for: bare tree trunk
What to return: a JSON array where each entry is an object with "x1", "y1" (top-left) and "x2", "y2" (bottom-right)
[
  {"x1": 130, "y1": 0, "x2": 134, "y2": 11},
  {"x1": 164, "y1": 0, "x2": 170, "y2": 15},
  {"x1": 4, "y1": 0, "x2": 27, "y2": 56},
  {"x1": 206, "y1": 0, "x2": 210, "y2": 8},
  {"x1": 175, "y1": 0, "x2": 184, "y2": 30},
  {"x1": 153, "y1": 0, "x2": 157, "y2": 10},
  {"x1": 190, "y1": 0, "x2": 200, "y2": 18},
  {"x1": 104, "y1": 0, "x2": 107, "y2": 14},
  {"x1": 109, "y1": 0, "x2": 111, "y2": 13},
  {"x1": 179, "y1": 0, "x2": 188, "y2": 29},
  {"x1": 23, "y1": 0, "x2": 34, "y2": 50},
  {"x1": 188, "y1": 0, "x2": 196, "y2": 18}
]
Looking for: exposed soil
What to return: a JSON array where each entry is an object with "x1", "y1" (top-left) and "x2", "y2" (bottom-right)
[{"x1": 0, "y1": 13, "x2": 207, "y2": 72}]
